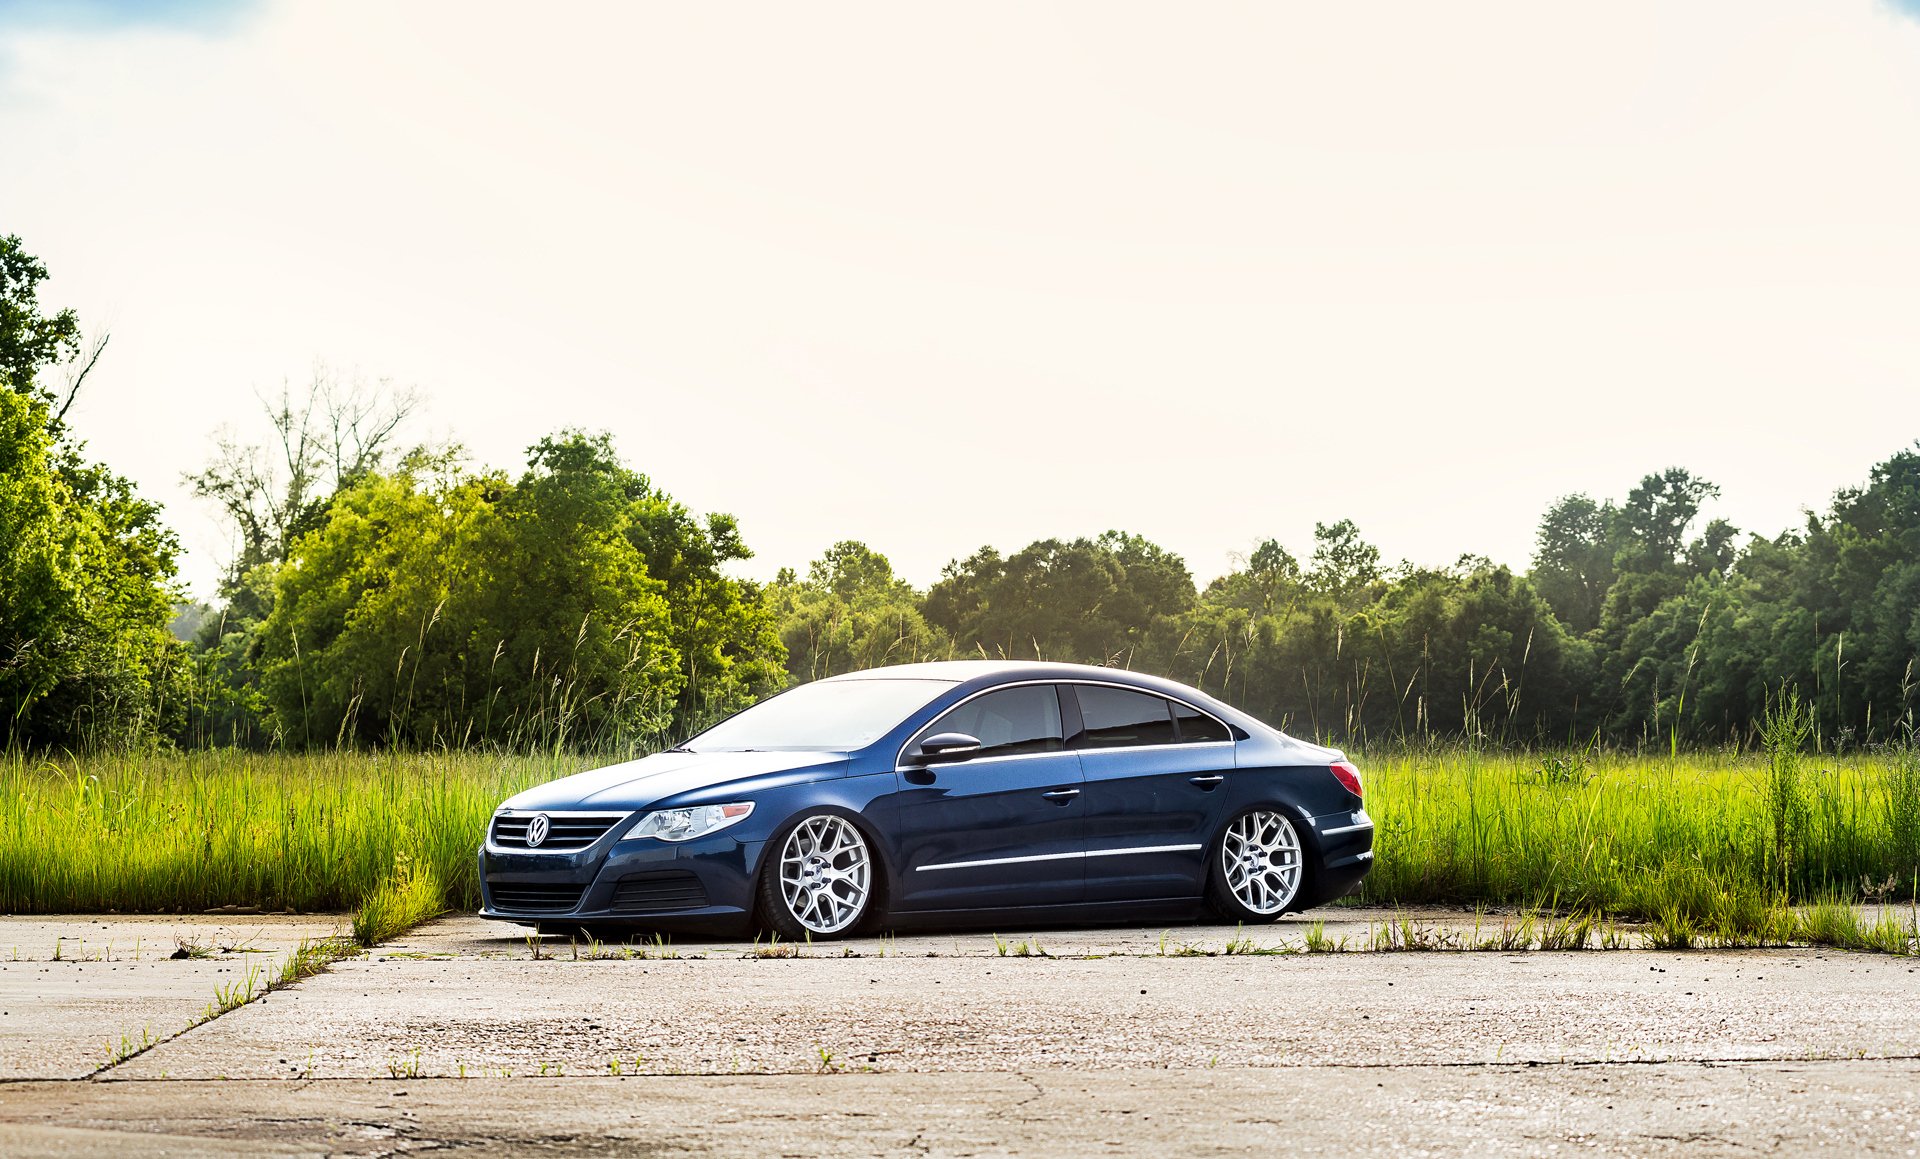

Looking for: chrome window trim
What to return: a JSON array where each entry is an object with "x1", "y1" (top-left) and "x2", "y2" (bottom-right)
[
  {"x1": 1075, "y1": 740, "x2": 1234, "y2": 756},
  {"x1": 894, "y1": 678, "x2": 1236, "y2": 769},
  {"x1": 917, "y1": 843, "x2": 1204, "y2": 873}
]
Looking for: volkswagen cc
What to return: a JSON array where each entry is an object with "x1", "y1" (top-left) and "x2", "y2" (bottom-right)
[{"x1": 478, "y1": 661, "x2": 1373, "y2": 938}]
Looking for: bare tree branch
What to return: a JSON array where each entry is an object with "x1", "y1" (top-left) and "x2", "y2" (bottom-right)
[
  {"x1": 51, "y1": 331, "x2": 109, "y2": 426},
  {"x1": 185, "y1": 365, "x2": 422, "y2": 598}
]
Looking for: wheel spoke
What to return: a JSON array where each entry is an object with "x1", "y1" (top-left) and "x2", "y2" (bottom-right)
[
  {"x1": 779, "y1": 816, "x2": 871, "y2": 935},
  {"x1": 1219, "y1": 810, "x2": 1301, "y2": 916}
]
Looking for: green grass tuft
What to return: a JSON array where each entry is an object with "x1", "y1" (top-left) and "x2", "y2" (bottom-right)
[{"x1": 351, "y1": 851, "x2": 446, "y2": 947}]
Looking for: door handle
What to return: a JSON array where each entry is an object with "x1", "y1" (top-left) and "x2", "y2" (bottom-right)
[
  {"x1": 1041, "y1": 788, "x2": 1081, "y2": 802},
  {"x1": 1188, "y1": 775, "x2": 1225, "y2": 788}
]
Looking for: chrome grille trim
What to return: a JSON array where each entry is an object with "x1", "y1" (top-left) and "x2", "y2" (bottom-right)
[{"x1": 488, "y1": 810, "x2": 632, "y2": 852}]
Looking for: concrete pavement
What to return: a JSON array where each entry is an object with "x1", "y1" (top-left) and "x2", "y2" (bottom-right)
[{"x1": 1, "y1": 911, "x2": 1916, "y2": 1155}]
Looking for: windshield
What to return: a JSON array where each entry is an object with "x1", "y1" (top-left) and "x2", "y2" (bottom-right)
[{"x1": 685, "y1": 679, "x2": 951, "y2": 752}]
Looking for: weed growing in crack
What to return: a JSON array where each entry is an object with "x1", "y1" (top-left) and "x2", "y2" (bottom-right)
[
  {"x1": 387, "y1": 1048, "x2": 423, "y2": 1079},
  {"x1": 749, "y1": 934, "x2": 798, "y2": 959},
  {"x1": 1302, "y1": 920, "x2": 1342, "y2": 953},
  {"x1": 103, "y1": 1026, "x2": 155, "y2": 1066}
]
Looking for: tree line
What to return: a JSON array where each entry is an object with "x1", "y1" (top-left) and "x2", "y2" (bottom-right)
[{"x1": 4, "y1": 235, "x2": 1917, "y2": 751}]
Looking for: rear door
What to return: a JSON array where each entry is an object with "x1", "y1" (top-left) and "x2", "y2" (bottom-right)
[
  {"x1": 889, "y1": 684, "x2": 1085, "y2": 911},
  {"x1": 1070, "y1": 683, "x2": 1236, "y2": 902}
]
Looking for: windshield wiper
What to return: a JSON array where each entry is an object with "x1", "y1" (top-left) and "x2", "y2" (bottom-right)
[{"x1": 663, "y1": 746, "x2": 695, "y2": 754}]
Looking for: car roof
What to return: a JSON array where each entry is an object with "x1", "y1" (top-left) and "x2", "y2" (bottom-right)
[
  {"x1": 821, "y1": 659, "x2": 1198, "y2": 693},
  {"x1": 814, "y1": 660, "x2": 1333, "y2": 758}
]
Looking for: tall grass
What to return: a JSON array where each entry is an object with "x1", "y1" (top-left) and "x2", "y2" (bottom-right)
[
  {"x1": 1759, "y1": 687, "x2": 1815, "y2": 889},
  {"x1": 1886, "y1": 737, "x2": 1920, "y2": 879},
  {"x1": 6, "y1": 744, "x2": 1918, "y2": 923},
  {"x1": 0, "y1": 749, "x2": 587, "y2": 913},
  {"x1": 350, "y1": 849, "x2": 446, "y2": 946},
  {"x1": 1362, "y1": 747, "x2": 1918, "y2": 915}
]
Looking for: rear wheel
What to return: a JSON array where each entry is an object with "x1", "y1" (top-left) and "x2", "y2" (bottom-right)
[
  {"x1": 1205, "y1": 808, "x2": 1309, "y2": 922},
  {"x1": 758, "y1": 813, "x2": 877, "y2": 939}
]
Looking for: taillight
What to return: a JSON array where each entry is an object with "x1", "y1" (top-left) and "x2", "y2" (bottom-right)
[{"x1": 1329, "y1": 760, "x2": 1363, "y2": 799}]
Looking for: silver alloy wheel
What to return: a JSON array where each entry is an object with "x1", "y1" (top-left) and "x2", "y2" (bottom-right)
[
  {"x1": 1221, "y1": 809, "x2": 1303, "y2": 915},
  {"x1": 777, "y1": 815, "x2": 872, "y2": 935}
]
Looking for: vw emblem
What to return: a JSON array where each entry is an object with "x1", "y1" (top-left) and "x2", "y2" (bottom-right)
[{"x1": 525, "y1": 814, "x2": 551, "y2": 848}]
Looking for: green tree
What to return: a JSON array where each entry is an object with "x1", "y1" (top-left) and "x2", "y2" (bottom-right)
[
  {"x1": 254, "y1": 432, "x2": 783, "y2": 748},
  {"x1": 1197, "y1": 539, "x2": 1302, "y2": 615},
  {"x1": 923, "y1": 531, "x2": 1196, "y2": 665},
  {"x1": 1531, "y1": 494, "x2": 1616, "y2": 635},
  {"x1": 536, "y1": 431, "x2": 787, "y2": 730},
  {"x1": 0, "y1": 371, "x2": 183, "y2": 746},
  {"x1": 258, "y1": 446, "x2": 682, "y2": 748},
  {"x1": 771, "y1": 541, "x2": 946, "y2": 681},
  {"x1": 0, "y1": 235, "x2": 79, "y2": 399},
  {"x1": 0, "y1": 237, "x2": 183, "y2": 748},
  {"x1": 1615, "y1": 467, "x2": 1721, "y2": 575},
  {"x1": 178, "y1": 373, "x2": 422, "y2": 743},
  {"x1": 1306, "y1": 519, "x2": 1382, "y2": 606}
]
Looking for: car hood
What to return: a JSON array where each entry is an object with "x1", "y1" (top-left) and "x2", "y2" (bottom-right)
[{"x1": 500, "y1": 749, "x2": 849, "y2": 812}]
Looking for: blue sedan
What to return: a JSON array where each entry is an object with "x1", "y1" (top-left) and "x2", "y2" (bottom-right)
[{"x1": 478, "y1": 661, "x2": 1373, "y2": 938}]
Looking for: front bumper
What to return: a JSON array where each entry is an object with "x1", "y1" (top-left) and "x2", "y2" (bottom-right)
[{"x1": 478, "y1": 828, "x2": 765, "y2": 932}]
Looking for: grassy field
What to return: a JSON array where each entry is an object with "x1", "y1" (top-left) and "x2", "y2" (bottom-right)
[
  {"x1": 0, "y1": 750, "x2": 591, "y2": 919},
  {"x1": 1362, "y1": 748, "x2": 1920, "y2": 915},
  {"x1": 4, "y1": 746, "x2": 1917, "y2": 932}
]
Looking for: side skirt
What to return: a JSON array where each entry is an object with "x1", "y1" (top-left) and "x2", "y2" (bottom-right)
[{"x1": 880, "y1": 896, "x2": 1203, "y2": 932}]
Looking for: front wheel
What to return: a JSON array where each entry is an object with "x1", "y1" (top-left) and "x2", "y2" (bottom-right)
[
  {"x1": 1205, "y1": 808, "x2": 1310, "y2": 922},
  {"x1": 757, "y1": 813, "x2": 878, "y2": 939}
]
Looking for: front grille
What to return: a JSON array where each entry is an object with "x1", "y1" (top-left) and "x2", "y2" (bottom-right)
[
  {"x1": 609, "y1": 870, "x2": 709, "y2": 914},
  {"x1": 490, "y1": 813, "x2": 628, "y2": 851},
  {"x1": 487, "y1": 882, "x2": 587, "y2": 913}
]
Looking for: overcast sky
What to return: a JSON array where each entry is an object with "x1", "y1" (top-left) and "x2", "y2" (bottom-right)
[{"x1": 4, "y1": 0, "x2": 1920, "y2": 599}]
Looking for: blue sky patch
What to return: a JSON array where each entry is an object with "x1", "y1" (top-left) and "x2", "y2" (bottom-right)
[{"x1": 0, "y1": 0, "x2": 255, "y2": 34}]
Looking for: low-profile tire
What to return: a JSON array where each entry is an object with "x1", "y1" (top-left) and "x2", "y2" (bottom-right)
[
  {"x1": 757, "y1": 812, "x2": 880, "y2": 940},
  {"x1": 1204, "y1": 807, "x2": 1314, "y2": 923}
]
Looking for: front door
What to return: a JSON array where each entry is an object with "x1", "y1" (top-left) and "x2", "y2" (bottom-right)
[{"x1": 889, "y1": 684, "x2": 1085, "y2": 911}]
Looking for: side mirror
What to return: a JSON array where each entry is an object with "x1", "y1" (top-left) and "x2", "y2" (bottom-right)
[{"x1": 907, "y1": 732, "x2": 982, "y2": 766}]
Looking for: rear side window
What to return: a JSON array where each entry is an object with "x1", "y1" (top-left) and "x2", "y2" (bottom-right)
[
  {"x1": 1173, "y1": 701, "x2": 1232, "y2": 743},
  {"x1": 922, "y1": 685, "x2": 1065, "y2": 759},
  {"x1": 1073, "y1": 685, "x2": 1179, "y2": 748}
]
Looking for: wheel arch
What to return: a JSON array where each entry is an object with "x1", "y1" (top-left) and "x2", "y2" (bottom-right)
[
  {"x1": 749, "y1": 801, "x2": 899, "y2": 931},
  {"x1": 1207, "y1": 792, "x2": 1328, "y2": 916}
]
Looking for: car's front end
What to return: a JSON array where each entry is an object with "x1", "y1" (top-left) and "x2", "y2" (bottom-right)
[{"x1": 476, "y1": 751, "x2": 851, "y2": 934}]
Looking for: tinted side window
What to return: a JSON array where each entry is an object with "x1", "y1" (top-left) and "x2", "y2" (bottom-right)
[
  {"x1": 1173, "y1": 701, "x2": 1232, "y2": 743},
  {"x1": 1073, "y1": 686, "x2": 1179, "y2": 748},
  {"x1": 924, "y1": 685, "x2": 1064, "y2": 759}
]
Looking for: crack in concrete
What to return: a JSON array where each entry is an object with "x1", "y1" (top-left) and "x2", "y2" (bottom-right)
[
  {"x1": 1009, "y1": 1071, "x2": 1047, "y2": 1116},
  {"x1": 23, "y1": 1050, "x2": 1920, "y2": 1089}
]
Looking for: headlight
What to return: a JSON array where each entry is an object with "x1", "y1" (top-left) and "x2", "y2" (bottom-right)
[{"x1": 628, "y1": 802, "x2": 755, "y2": 842}]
